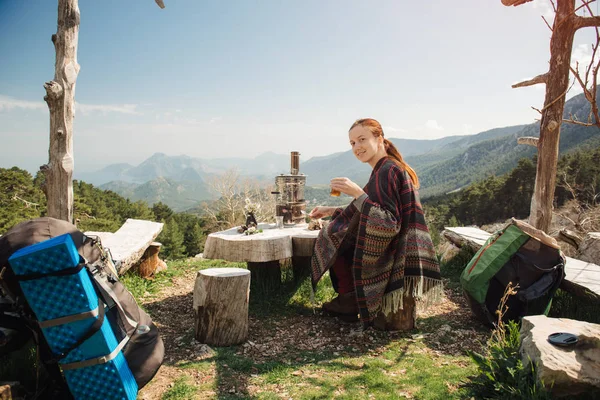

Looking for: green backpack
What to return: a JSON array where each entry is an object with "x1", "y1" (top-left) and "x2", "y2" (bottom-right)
[{"x1": 461, "y1": 219, "x2": 566, "y2": 327}]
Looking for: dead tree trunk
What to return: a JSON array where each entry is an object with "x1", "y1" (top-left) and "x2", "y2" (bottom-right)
[
  {"x1": 530, "y1": 0, "x2": 576, "y2": 232},
  {"x1": 507, "y1": 0, "x2": 600, "y2": 233},
  {"x1": 41, "y1": 0, "x2": 80, "y2": 223}
]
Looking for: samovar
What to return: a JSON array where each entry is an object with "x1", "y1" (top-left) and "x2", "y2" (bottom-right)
[{"x1": 272, "y1": 151, "x2": 307, "y2": 225}]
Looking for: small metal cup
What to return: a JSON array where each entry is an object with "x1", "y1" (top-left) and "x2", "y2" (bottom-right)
[{"x1": 275, "y1": 215, "x2": 284, "y2": 229}]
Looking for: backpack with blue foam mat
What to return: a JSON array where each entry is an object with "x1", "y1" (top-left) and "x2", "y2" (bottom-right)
[
  {"x1": 0, "y1": 217, "x2": 164, "y2": 400},
  {"x1": 460, "y1": 218, "x2": 566, "y2": 327}
]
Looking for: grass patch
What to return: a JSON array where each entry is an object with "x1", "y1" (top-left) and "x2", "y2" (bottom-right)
[
  {"x1": 121, "y1": 258, "x2": 246, "y2": 301},
  {"x1": 466, "y1": 319, "x2": 551, "y2": 399},
  {"x1": 161, "y1": 376, "x2": 197, "y2": 400}
]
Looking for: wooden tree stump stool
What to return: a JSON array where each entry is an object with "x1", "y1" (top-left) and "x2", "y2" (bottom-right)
[
  {"x1": 193, "y1": 268, "x2": 250, "y2": 346},
  {"x1": 373, "y1": 293, "x2": 416, "y2": 331},
  {"x1": 136, "y1": 241, "x2": 162, "y2": 278}
]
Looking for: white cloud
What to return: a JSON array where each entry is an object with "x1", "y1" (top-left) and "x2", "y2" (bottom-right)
[
  {"x1": 0, "y1": 95, "x2": 46, "y2": 111},
  {"x1": 209, "y1": 116, "x2": 222, "y2": 124},
  {"x1": 75, "y1": 102, "x2": 139, "y2": 115},
  {"x1": 383, "y1": 125, "x2": 406, "y2": 133},
  {"x1": 425, "y1": 119, "x2": 444, "y2": 131},
  {"x1": 0, "y1": 94, "x2": 139, "y2": 115}
]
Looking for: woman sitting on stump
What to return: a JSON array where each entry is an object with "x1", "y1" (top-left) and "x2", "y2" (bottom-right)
[{"x1": 309, "y1": 118, "x2": 442, "y2": 329}]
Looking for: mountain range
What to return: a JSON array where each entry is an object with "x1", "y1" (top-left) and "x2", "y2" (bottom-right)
[{"x1": 79, "y1": 91, "x2": 600, "y2": 211}]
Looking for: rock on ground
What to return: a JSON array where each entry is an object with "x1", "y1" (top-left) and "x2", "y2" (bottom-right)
[{"x1": 520, "y1": 315, "x2": 600, "y2": 398}]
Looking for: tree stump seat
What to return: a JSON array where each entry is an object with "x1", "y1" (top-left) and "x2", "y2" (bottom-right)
[
  {"x1": 373, "y1": 293, "x2": 416, "y2": 331},
  {"x1": 136, "y1": 241, "x2": 163, "y2": 278},
  {"x1": 193, "y1": 268, "x2": 250, "y2": 346}
]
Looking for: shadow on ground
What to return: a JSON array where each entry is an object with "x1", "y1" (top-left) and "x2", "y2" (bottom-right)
[{"x1": 141, "y1": 261, "x2": 487, "y2": 399}]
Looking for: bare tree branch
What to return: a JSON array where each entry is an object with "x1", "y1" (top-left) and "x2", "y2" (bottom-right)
[
  {"x1": 11, "y1": 195, "x2": 39, "y2": 209},
  {"x1": 574, "y1": 0, "x2": 597, "y2": 16},
  {"x1": 542, "y1": 15, "x2": 554, "y2": 31},
  {"x1": 574, "y1": 15, "x2": 600, "y2": 30},
  {"x1": 562, "y1": 118, "x2": 595, "y2": 126},
  {"x1": 501, "y1": 0, "x2": 533, "y2": 6},
  {"x1": 517, "y1": 137, "x2": 539, "y2": 147},
  {"x1": 512, "y1": 73, "x2": 549, "y2": 88}
]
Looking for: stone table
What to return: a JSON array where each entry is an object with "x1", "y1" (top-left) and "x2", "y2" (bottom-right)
[{"x1": 203, "y1": 223, "x2": 320, "y2": 290}]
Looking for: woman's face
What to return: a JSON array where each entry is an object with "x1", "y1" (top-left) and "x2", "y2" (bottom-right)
[{"x1": 349, "y1": 125, "x2": 384, "y2": 165}]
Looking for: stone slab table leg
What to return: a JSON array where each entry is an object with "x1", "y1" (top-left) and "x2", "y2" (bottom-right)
[
  {"x1": 291, "y1": 256, "x2": 312, "y2": 282},
  {"x1": 247, "y1": 261, "x2": 281, "y2": 293}
]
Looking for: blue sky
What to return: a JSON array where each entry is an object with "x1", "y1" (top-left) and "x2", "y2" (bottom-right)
[{"x1": 0, "y1": 0, "x2": 597, "y2": 173}]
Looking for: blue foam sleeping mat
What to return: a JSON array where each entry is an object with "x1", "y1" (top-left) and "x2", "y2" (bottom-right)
[{"x1": 8, "y1": 233, "x2": 137, "y2": 400}]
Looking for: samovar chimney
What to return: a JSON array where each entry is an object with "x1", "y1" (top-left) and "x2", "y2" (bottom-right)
[{"x1": 290, "y1": 151, "x2": 300, "y2": 175}]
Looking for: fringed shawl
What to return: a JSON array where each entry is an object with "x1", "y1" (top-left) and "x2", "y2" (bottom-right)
[{"x1": 311, "y1": 157, "x2": 442, "y2": 327}]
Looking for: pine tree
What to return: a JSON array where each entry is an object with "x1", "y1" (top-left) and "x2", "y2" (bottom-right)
[{"x1": 158, "y1": 217, "x2": 185, "y2": 259}]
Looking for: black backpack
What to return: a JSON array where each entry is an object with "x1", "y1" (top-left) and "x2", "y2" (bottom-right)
[
  {"x1": 0, "y1": 217, "x2": 164, "y2": 399},
  {"x1": 461, "y1": 220, "x2": 566, "y2": 327}
]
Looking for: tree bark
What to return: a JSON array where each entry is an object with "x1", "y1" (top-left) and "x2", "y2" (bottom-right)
[
  {"x1": 136, "y1": 242, "x2": 162, "y2": 278},
  {"x1": 373, "y1": 293, "x2": 416, "y2": 331},
  {"x1": 193, "y1": 268, "x2": 250, "y2": 346},
  {"x1": 530, "y1": 0, "x2": 576, "y2": 232},
  {"x1": 41, "y1": 0, "x2": 80, "y2": 223}
]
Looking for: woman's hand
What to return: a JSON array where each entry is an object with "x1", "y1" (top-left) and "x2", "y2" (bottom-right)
[
  {"x1": 309, "y1": 206, "x2": 336, "y2": 219},
  {"x1": 330, "y1": 177, "x2": 365, "y2": 199}
]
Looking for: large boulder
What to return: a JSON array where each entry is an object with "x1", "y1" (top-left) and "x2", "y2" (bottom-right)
[
  {"x1": 577, "y1": 232, "x2": 600, "y2": 264},
  {"x1": 520, "y1": 315, "x2": 600, "y2": 397}
]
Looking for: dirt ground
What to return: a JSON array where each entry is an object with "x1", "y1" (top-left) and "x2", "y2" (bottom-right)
[{"x1": 137, "y1": 267, "x2": 490, "y2": 400}]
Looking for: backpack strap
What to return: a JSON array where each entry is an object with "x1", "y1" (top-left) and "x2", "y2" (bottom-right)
[
  {"x1": 47, "y1": 296, "x2": 105, "y2": 364},
  {"x1": 60, "y1": 335, "x2": 129, "y2": 371},
  {"x1": 14, "y1": 262, "x2": 86, "y2": 281}
]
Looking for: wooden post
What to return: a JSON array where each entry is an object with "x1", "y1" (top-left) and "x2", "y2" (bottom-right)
[
  {"x1": 505, "y1": 0, "x2": 600, "y2": 232},
  {"x1": 41, "y1": 0, "x2": 80, "y2": 223},
  {"x1": 193, "y1": 268, "x2": 250, "y2": 346},
  {"x1": 529, "y1": 0, "x2": 576, "y2": 232}
]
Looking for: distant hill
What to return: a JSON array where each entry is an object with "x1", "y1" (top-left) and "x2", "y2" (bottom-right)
[
  {"x1": 100, "y1": 177, "x2": 211, "y2": 212},
  {"x1": 80, "y1": 90, "x2": 600, "y2": 210},
  {"x1": 77, "y1": 152, "x2": 293, "y2": 186}
]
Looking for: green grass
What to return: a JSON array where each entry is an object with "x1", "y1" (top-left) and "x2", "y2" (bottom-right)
[
  {"x1": 174, "y1": 342, "x2": 476, "y2": 399},
  {"x1": 162, "y1": 377, "x2": 197, "y2": 400},
  {"x1": 121, "y1": 258, "x2": 246, "y2": 302},
  {"x1": 136, "y1": 257, "x2": 481, "y2": 399}
]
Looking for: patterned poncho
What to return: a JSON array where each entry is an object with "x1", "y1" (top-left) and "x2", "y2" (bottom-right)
[{"x1": 311, "y1": 157, "x2": 442, "y2": 327}]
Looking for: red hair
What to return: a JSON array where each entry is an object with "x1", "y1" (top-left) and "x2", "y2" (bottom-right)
[{"x1": 349, "y1": 118, "x2": 420, "y2": 188}]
